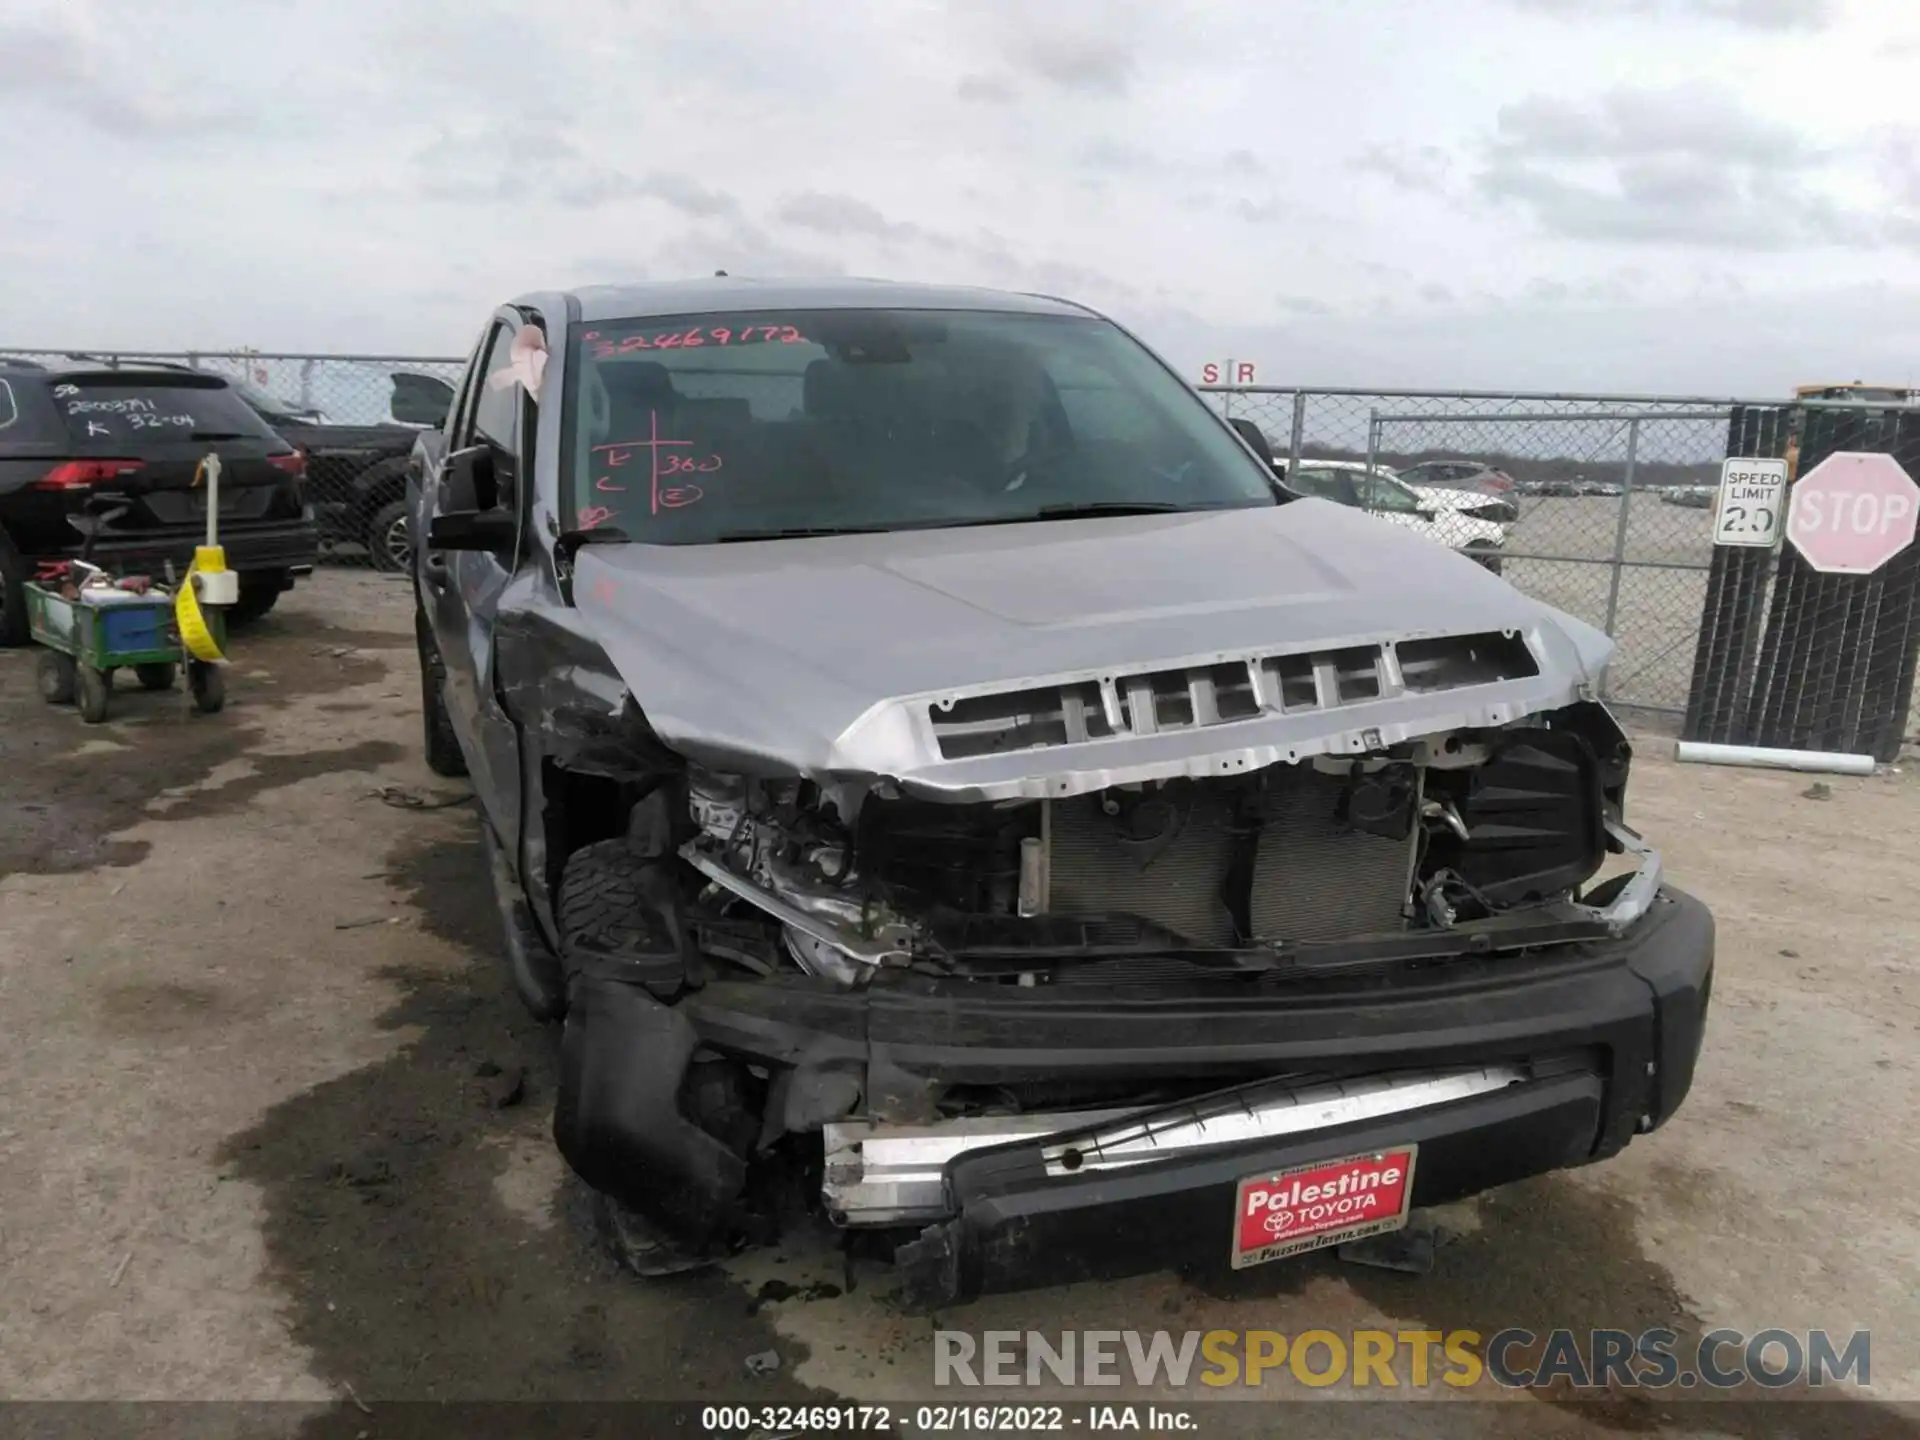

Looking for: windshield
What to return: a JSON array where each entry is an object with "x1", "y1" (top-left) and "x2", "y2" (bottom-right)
[{"x1": 562, "y1": 308, "x2": 1276, "y2": 541}]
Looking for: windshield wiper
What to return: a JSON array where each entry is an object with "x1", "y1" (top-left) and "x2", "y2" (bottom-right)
[
  {"x1": 711, "y1": 524, "x2": 896, "y2": 543},
  {"x1": 1031, "y1": 502, "x2": 1187, "y2": 519},
  {"x1": 191, "y1": 432, "x2": 249, "y2": 441}
]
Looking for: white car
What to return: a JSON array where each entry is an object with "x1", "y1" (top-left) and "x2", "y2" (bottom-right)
[{"x1": 1275, "y1": 459, "x2": 1509, "y2": 572}]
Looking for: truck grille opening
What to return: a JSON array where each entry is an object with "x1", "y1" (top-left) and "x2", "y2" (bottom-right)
[
  {"x1": 927, "y1": 632, "x2": 1538, "y2": 759},
  {"x1": 929, "y1": 682, "x2": 1114, "y2": 760},
  {"x1": 1397, "y1": 631, "x2": 1538, "y2": 692},
  {"x1": 863, "y1": 765, "x2": 1418, "y2": 948}
]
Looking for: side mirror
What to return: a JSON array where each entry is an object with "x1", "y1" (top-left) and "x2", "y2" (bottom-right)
[
  {"x1": 392, "y1": 372, "x2": 455, "y2": 428},
  {"x1": 1227, "y1": 417, "x2": 1275, "y2": 465},
  {"x1": 427, "y1": 510, "x2": 517, "y2": 553},
  {"x1": 439, "y1": 444, "x2": 492, "y2": 513}
]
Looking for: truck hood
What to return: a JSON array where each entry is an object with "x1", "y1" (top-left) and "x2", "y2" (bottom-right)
[{"x1": 572, "y1": 499, "x2": 1614, "y2": 801}]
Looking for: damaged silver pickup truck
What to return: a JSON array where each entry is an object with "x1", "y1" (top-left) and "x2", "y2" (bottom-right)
[{"x1": 411, "y1": 278, "x2": 1712, "y2": 1305}]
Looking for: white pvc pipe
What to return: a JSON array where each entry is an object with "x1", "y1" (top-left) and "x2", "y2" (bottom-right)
[{"x1": 1674, "y1": 741, "x2": 1875, "y2": 775}]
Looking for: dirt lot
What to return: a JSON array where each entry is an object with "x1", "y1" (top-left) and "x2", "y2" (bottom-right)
[{"x1": 1, "y1": 570, "x2": 1916, "y2": 1437}]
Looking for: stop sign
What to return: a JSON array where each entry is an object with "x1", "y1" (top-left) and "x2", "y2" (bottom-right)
[{"x1": 1786, "y1": 452, "x2": 1919, "y2": 575}]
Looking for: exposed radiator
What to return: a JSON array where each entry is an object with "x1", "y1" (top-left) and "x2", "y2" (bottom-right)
[
  {"x1": 1044, "y1": 766, "x2": 1413, "y2": 946},
  {"x1": 1249, "y1": 767, "x2": 1412, "y2": 941},
  {"x1": 1048, "y1": 788, "x2": 1239, "y2": 946}
]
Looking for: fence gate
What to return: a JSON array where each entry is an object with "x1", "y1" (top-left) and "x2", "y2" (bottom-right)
[{"x1": 1685, "y1": 403, "x2": 1920, "y2": 762}]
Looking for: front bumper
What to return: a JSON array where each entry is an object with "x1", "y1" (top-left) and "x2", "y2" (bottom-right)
[{"x1": 553, "y1": 885, "x2": 1712, "y2": 1304}]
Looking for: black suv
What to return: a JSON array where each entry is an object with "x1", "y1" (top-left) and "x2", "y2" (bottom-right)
[
  {"x1": 0, "y1": 362, "x2": 318, "y2": 644},
  {"x1": 80, "y1": 361, "x2": 456, "y2": 572},
  {"x1": 241, "y1": 372, "x2": 453, "y2": 571}
]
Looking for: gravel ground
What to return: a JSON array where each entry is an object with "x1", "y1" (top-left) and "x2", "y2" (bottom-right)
[{"x1": 0, "y1": 568, "x2": 1915, "y2": 1439}]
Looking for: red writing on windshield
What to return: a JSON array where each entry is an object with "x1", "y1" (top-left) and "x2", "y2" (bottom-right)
[
  {"x1": 592, "y1": 411, "x2": 718, "y2": 515},
  {"x1": 578, "y1": 505, "x2": 615, "y2": 531},
  {"x1": 590, "y1": 323, "x2": 806, "y2": 358}
]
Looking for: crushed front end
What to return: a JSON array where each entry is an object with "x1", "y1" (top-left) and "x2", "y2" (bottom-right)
[{"x1": 544, "y1": 615, "x2": 1712, "y2": 1306}]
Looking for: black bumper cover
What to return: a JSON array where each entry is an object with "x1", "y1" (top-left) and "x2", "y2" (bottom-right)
[
  {"x1": 553, "y1": 886, "x2": 1712, "y2": 1303},
  {"x1": 59, "y1": 521, "x2": 320, "y2": 577}
]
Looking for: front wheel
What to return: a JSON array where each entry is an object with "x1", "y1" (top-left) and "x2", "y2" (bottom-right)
[
  {"x1": 189, "y1": 661, "x2": 226, "y2": 714},
  {"x1": 368, "y1": 499, "x2": 413, "y2": 574},
  {"x1": 77, "y1": 666, "x2": 112, "y2": 724}
]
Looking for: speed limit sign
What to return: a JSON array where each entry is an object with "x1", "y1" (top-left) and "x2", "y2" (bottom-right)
[{"x1": 1713, "y1": 457, "x2": 1788, "y2": 548}]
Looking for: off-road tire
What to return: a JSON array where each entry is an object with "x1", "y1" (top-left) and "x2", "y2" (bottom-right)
[
  {"x1": 415, "y1": 610, "x2": 467, "y2": 777},
  {"x1": 556, "y1": 840, "x2": 693, "y2": 1000}
]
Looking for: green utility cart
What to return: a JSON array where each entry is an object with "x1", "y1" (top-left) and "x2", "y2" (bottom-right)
[{"x1": 25, "y1": 582, "x2": 226, "y2": 724}]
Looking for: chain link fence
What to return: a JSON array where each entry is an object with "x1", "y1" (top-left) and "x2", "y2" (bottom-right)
[
  {"x1": 0, "y1": 348, "x2": 466, "y2": 571},
  {"x1": 1206, "y1": 387, "x2": 1769, "y2": 725}
]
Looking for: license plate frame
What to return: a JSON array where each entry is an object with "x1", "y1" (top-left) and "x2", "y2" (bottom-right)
[{"x1": 1230, "y1": 1144, "x2": 1419, "y2": 1269}]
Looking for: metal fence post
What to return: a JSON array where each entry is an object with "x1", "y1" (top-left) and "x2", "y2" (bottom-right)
[
  {"x1": 1365, "y1": 409, "x2": 1381, "y2": 477},
  {"x1": 1600, "y1": 417, "x2": 1640, "y2": 642},
  {"x1": 1288, "y1": 392, "x2": 1307, "y2": 472}
]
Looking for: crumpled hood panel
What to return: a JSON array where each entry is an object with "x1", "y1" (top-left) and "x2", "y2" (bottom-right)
[{"x1": 573, "y1": 501, "x2": 1614, "y2": 797}]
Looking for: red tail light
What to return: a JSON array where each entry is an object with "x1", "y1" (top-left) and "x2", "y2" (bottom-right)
[
  {"x1": 35, "y1": 459, "x2": 146, "y2": 490},
  {"x1": 267, "y1": 450, "x2": 307, "y2": 478}
]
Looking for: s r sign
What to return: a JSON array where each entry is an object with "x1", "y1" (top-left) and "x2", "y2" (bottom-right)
[
  {"x1": 1200, "y1": 360, "x2": 1258, "y2": 385},
  {"x1": 1713, "y1": 457, "x2": 1788, "y2": 548}
]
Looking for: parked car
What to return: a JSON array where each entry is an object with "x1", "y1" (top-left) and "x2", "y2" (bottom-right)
[
  {"x1": 0, "y1": 362, "x2": 317, "y2": 644},
  {"x1": 412, "y1": 279, "x2": 1711, "y2": 1307},
  {"x1": 1396, "y1": 458, "x2": 1516, "y2": 498},
  {"x1": 241, "y1": 372, "x2": 454, "y2": 572},
  {"x1": 1274, "y1": 458, "x2": 1511, "y2": 571},
  {"x1": 55, "y1": 360, "x2": 456, "y2": 571},
  {"x1": 1662, "y1": 486, "x2": 1715, "y2": 509}
]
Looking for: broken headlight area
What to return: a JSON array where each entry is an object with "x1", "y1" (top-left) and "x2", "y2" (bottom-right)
[{"x1": 673, "y1": 700, "x2": 1649, "y2": 988}]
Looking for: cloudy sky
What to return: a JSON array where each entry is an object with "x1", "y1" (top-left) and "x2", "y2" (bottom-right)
[{"x1": 2, "y1": 0, "x2": 1916, "y2": 393}]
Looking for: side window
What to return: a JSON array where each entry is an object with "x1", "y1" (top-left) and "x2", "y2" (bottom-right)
[
  {"x1": 471, "y1": 325, "x2": 520, "y2": 454},
  {"x1": 461, "y1": 323, "x2": 522, "y2": 510},
  {"x1": 0, "y1": 377, "x2": 16, "y2": 430},
  {"x1": 442, "y1": 328, "x2": 490, "y2": 447}
]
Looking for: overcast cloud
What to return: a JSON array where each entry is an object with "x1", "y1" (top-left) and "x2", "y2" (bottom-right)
[{"x1": 0, "y1": 0, "x2": 1915, "y2": 392}]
